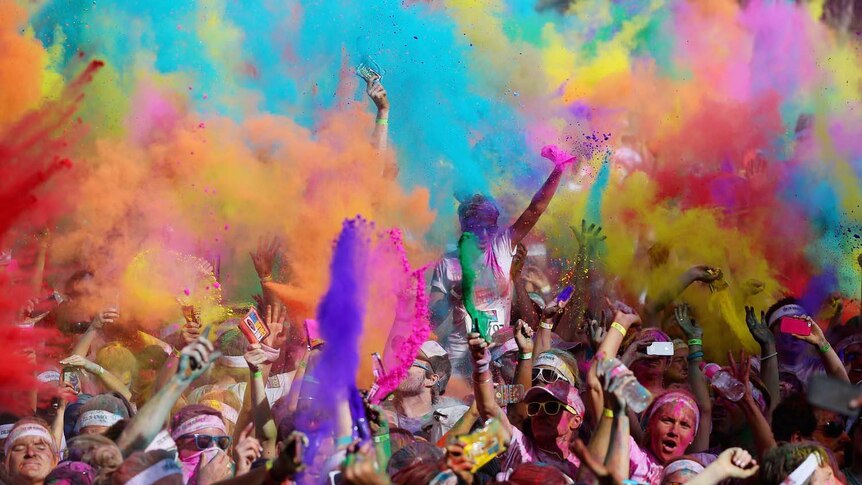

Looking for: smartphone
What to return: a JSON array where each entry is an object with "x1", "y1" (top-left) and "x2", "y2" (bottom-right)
[
  {"x1": 329, "y1": 471, "x2": 344, "y2": 485},
  {"x1": 807, "y1": 374, "x2": 861, "y2": 417},
  {"x1": 355, "y1": 57, "x2": 383, "y2": 83},
  {"x1": 239, "y1": 308, "x2": 270, "y2": 344},
  {"x1": 494, "y1": 384, "x2": 525, "y2": 406},
  {"x1": 646, "y1": 342, "x2": 674, "y2": 356},
  {"x1": 779, "y1": 316, "x2": 811, "y2": 336}
]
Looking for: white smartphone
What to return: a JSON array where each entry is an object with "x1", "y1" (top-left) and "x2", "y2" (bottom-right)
[{"x1": 646, "y1": 342, "x2": 674, "y2": 356}]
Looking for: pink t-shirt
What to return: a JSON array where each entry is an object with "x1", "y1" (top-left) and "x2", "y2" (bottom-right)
[
  {"x1": 498, "y1": 426, "x2": 580, "y2": 480},
  {"x1": 629, "y1": 440, "x2": 716, "y2": 485}
]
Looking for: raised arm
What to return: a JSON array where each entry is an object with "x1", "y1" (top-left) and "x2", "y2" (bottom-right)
[
  {"x1": 71, "y1": 308, "x2": 119, "y2": 356},
  {"x1": 510, "y1": 147, "x2": 575, "y2": 246},
  {"x1": 366, "y1": 80, "x2": 391, "y2": 160},
  {"x1": 59, "y1": 354, "x2": 131, "y2": 400},
  {"x1": 728, "y1": 351, "x2": 776, "y2": 458},
  {"x1": 250, "y1": 236, "x2": 281, "y2": 309},
  {"x1": 587, "y1": 304, "x2": 640, "y2": 421},
  {"x1": 512, "y1": 320, "x2": 535, "y2": 422},
  {"x1": 115, "y1": 333, "x2": 220, "y2": 456},
  {"x1": 467, "y1": 332, "x2": 512, "y2": 435},
  {"x1": 556, "y1": 220, "x2": 606, "y2": 341},
  {"x1": 794, "y1": 316, "x2": 849, "y2": 382},
  {"x1": 643, "y1": 266, "x2": 720, "y2": 327},
  {"x1": 675, "y1": 304, "x2": 711, "y2": 453},
  {"x1": 244, "y1": 343, "x2": 277, "y2": 458},
  {"x1": 745, "y1": 306, "x2": 779, "y2": 417}
]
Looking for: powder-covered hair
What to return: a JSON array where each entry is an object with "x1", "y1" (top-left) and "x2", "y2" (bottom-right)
[
  {"x1": 760, "y1": 442, "x2": 830, "y2": 485},
  {"x1": 96, "y1": 342, "x2": 138, "y2": 379},
  {"x1": 111, "y1": 450, "x2": 179, "y2": 485},
  {"x1": 66, "y1": 434, "x2": 123, "y2": 481}
]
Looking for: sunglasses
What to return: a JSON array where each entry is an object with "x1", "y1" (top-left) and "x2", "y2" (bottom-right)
[
  {"x1": 412, "y1": 361, "x2": 432, "y2": 373},
  {"x1": 526, "y1": 401, "x2": 578, "y2": 417},
  {"x1": 180, "y1": 434, "x2": 232, "y2": 451},
  {"x1": 820, "y1": 421, "x2": 845, "y2": 439},
  {"x1": 532, "y1": 368, "x2": 565, "y2": 385}
]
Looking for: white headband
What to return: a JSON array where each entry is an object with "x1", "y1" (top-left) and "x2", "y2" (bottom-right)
[
  {"x1": 125, "y1": 458, "x2": 182, "y2": 485},
  {"x1": 0, "y1": 424, "x2": 13, "y2": 440},
  {"x1": 36, "y1": 371, "x2": 60, "y2": 383},
  {"x1": 76, "y1": 410, "x2": 122, "y2": 433},
  {"x1": 768, "y1": 304, "x2": 807, "y2": 327},
  {"x1": 663, "y1": 459, "x2": 705, "y2": 477},
  {"x1": 217, "y1": 355, "x2": 248, "y2": 368},
  {"x1": 4, "y1": 424, "x2": 54, "y2": 455},
  {"x1": 200, "y1": 401, "x2": 239, "y2": 424},
  {"x1": 170, "y1": 415, "x2": 226, "y2": 439},
  {"x1": 534, "y1": 353, "x2": 577, "y2": 385},
  {"x1": 145, "y1": 430, "x2": 177, "y2": 453}
]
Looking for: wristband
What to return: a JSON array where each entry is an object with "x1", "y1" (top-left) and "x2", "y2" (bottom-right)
[
  {"x1": 336, "y1": 435, "x2": 354, "y2": 448},
  {"x1": 376, "y1": 118, "x2": 388, "y2": 126},
  {"x1": 253, "y1": 370, "x2": 263, "y2": 379},
  {"x1": 819, "y1": 343, "x2": 831, "y2": 354},
  {"x1": 519, "y1": 352, "x2": 533, "y2": 361},
  {"x1": 259, "y1": 275, "x2": 273, "y2": 283},
  {"x1": 539, "y1": 321, "x2": 554, "y2": 330},
  {"x1": 610, "y1": 322, "x2": 627, "y2": 337},
  {"x1": 687, "y1": 351, "x2": 704, "y2": 361},
  {"x1": 474, "y1": 375, "x2": 492, "y2": 384},
  {"x1": 602, "y1": 408, "x2": 614, "y2": 419},
  {"x1": 687, "y1": 338, "x2": 702, "y2": 347},
  {"x1": 474, "y1": 361, "x2": 490, "y2": 374},
  {"x1": 760, "y1": 351, "x2": 778, "y2": 361},
  {"x1": 372, "y1": 434, "x2": 390, "y2": 443}
]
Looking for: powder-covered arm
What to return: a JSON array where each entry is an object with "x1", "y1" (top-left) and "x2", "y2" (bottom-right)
[
  {"x1": 116, "y1": 334, "x2": 220, "y2": 457},
  {"x1": 511, "y1": 163, "x2": 566, "y2": 247}
]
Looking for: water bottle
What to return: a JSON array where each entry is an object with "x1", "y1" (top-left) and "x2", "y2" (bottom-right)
[
  {"x1": 367, "y1": 352, "x2": 386, "y2": 402},
  {"x1": 700, "y1": 362, "x2": 745, "y2": 401},
  {"x1": 596, "y1": 358, "x2": 653, "y2": 413}
]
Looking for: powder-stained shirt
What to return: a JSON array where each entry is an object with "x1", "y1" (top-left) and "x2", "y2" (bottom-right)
[
  {"x1": 431, "y1": 230, "x2": 516, "y2": 341},
  {"x1": 498, "y1": 426, "x2": 580, "y2": 480}
]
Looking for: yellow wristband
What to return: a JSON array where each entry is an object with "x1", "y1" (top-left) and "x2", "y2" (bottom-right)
[
  {"x1": 603, "y1": 408, "x2": 614, "y2": 418},
  {"x1": 610, "y1": 322, "x2": 627, "y2": 337},
  {"x1": 376, "y1": 118, "x2": 388, "y2": 126}
]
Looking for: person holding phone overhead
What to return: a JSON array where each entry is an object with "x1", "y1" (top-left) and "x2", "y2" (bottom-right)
[{"x1": 764, "y1": 297, "x2": 849, "y2": 388}]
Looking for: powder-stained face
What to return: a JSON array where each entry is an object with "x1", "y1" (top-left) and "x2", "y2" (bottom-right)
[
  {"x1": 5, "y1": 435, "x2": 57, "y2": 483},
  {"x1": 648, "y1": 403, "x2": 697, "y2": 464}
]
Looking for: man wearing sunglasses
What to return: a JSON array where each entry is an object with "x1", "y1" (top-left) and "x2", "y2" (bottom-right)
[
  {"x1": 381, "y1": 341, "x2": 469, "y2": 443},
  {"x1": 170, "y1": 405, "x2": 233, "y2": 484}
]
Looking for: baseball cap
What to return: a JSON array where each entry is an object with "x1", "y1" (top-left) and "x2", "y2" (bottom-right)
[{"x1": 524, "y1": 381, "x2": 585, "y2": 417}]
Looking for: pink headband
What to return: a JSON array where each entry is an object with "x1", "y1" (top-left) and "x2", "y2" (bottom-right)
[
  {"x1": 663, "y1": 459, "x2": 705, "y2": 477},
  {"x1": 4, "y1": 424, "x2": 54, "y2": 455},
  {"x1": 170, "y1": 415, "x2": 226, "y2": 439},
  {"x1": 643, "y1": 391, "x2": 700, "y2": 433}
]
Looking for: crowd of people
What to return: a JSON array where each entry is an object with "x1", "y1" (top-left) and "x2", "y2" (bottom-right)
[{"x1": 3, "y1": 79, "x2": 862, "y2": 485}]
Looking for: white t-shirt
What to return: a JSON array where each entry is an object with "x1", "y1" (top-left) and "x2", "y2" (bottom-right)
[{"x1": 431, "y1": 230, "x2": 516, "y2": 340}]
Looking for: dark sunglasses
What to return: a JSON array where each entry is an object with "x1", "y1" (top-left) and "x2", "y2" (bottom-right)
[
  {"x1": 180, "y1": 434, "x2": 232, "y2": 450},
  {"x1": 68, "y1": 321, "x2": 91, "y2": 334},
  {"x1": 526, "y1": 401, "x2": 577, "y2": 417},
  {"x1": 532, "y1": 368, "x2": 564, "y2": 385},
  {"x1": 821, "y1": 421, "x2": 845, "y2": 439}
]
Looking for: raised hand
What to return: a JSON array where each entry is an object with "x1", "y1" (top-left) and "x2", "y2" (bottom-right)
[
  {"x1": 571, "y1": 219, "x2": 607, "y2": 256},
  {"x1": 687, "y1": 265, "x2": 723, "y2": 284},
  {"x1": 342, "y1": 442, "x2": 389, "y2": 485},
  {"x1": 712, "y1": 447, "x2": 759, "y2": 480},
  {"x1": 366, "y1": 79, "x2": 389, "y2": 112},
  {"x1": 244, "y1": 344, "x2": 269, "y2": 372},
  {"x1": 445, "y1": 442, "x2": 476, "y2": 484},
  {"x1": 262, "y1": 304, "x2": 288, "y2": 349},
  {"x1": 59, "y1": 355, "x2": 101, "y2": 375},
  {"x1": 541, "y1": 144, "x2": 577, "y2": 167},
  {"x1": 606, "y1": 298, "x2": 640, "y2": 330},
  {"x1": 467, "y1": 332, "x2": 491, "y2": 368},
  {"x1": 588, "y1": 317, "x2": 607, "y2": 351},
  {"x1": 250, "y1": 236, "x2": 281, "y2": 281},
  {"x1": 744, "y1": 306, "x2": 773, "y2": 348},
  {"x1": 674, "y1": 303, "x2": 702, "y2": 340},
  {"x1": 233, "y1": 423, "x2": 263, "y2": 476},
  {"x1": 727, "y1": 350, "x2": 752, "y2": 402},
  {"x1": 266, "y1": 431, "x2": 308, "y2": 482},
  {"x1": 177, "y1": 327, "x2": 220, "y2": 383},
  {"x1": 513, "y1": 319, "x2": 534, "y2": 355},
  {"x1": 91, "y1": 308, "x2": 120, "y2": 330},
  {"x1": 789, "y1": 316, "x2": 827, "y2": 348}
]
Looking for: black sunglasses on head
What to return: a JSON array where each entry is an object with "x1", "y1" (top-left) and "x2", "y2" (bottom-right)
[{"x1": 821, "y1": 421, "x2": 845, "y2": 439}]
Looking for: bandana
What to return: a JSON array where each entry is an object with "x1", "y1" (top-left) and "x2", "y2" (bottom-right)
[
  {"x1": 642, "y1": 391, "x2": 700, "y2": 433},
  {"x1": 170, "y1": 414, "x2": 226, "y2": 440},
  {"x1": 663, "y1": 459, "x2": 705, "y2": 477},
  {"x1": 4, "y1": 423, "x2": 54, "y2": 455},
  {"x1": 534, "y1": 353, "x2": 577, "y2": 385},
  {"x1": 126, "y1": 458, "x2": 182, "y2": 485},
  {"x1": 75, "y1": 410, "x2": 122, "y2": 433},
  {"x1": 767, "y1": 304, "x2": 807, "y2": 328}
]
